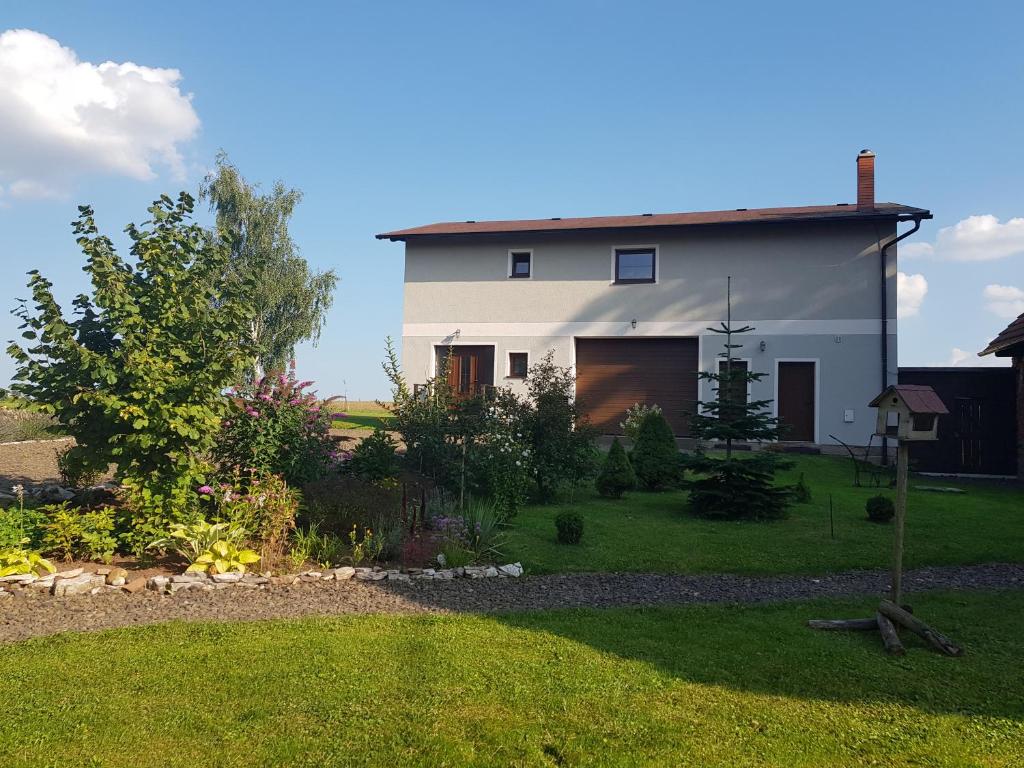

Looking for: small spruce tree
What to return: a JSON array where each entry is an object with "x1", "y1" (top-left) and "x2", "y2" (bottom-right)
[
  {"x1": 686, "y1": 277, "x2": 793, "y2": 520},
  {"x1": 630, "y1": 410, "x2": 683, "y2": 490},
  {"x1": 596, "y1": 437, "x2": 636, "y2": 498}
]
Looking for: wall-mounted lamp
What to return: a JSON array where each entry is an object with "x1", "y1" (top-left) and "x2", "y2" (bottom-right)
[
  {"x1": 759, "y1": 340, "x2": 766, "y2": 352},
  {"x1": 630, "y1": 318, "x2": 638, "y2": 329}
]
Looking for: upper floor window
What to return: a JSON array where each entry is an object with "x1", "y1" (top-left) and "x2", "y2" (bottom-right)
[
  {"x1": 509, "y1": 250, "x2": 532, "y2": 279},
  {"x1": 614, "y1": 247, "x2": 656, "y2": 284}
]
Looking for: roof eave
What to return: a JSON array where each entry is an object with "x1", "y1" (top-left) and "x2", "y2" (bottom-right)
[{"x1": 376, "y1": 207, "x2": 932, "y2": 242}]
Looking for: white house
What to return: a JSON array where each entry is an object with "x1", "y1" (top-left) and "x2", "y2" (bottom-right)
[{"x1": 377, "y1": 151, "x2": 930, "y2": 446}]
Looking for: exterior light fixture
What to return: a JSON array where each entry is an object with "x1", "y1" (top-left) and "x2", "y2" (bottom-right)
[
  {"x1": 631, "y1": 318, "x2": 638, "y2": 329},
  {"x1": 759, "y1": 340, "x2": 766, "y2": 352}
]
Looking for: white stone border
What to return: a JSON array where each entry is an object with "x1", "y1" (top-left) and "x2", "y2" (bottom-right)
[{"x1": 0, "y1": 563, "x2": 526, "y2": 598}]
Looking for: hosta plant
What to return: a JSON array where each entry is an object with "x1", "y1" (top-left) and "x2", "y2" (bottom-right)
[
  {"x1": 187, "y1": 540, "x2": 261, "y2": 575},
  {"x1": 0, "y1": 539, "x2": 56, "y2": 577},
  {"x1": 150, "y1": 520, "x2": 248, "y2": 565}
]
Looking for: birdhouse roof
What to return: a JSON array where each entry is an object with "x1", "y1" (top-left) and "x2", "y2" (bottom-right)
[{"x1": 869, "y1": 385, "x2": 949, "y2": 414}]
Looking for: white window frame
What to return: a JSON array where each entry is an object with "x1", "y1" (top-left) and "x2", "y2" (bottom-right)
[
  {"x1": 505, "y1": 350, "x2": 530, "y2": 379},
  {"x1": 610, "y1": 244, "x2": 659, "y2": 285},
  {"x1": 771, "y1": 358, "x2": 821, "y2": 444},
  {"x1": 507, "y1": 249, "x2": 533, "y2": 280}
]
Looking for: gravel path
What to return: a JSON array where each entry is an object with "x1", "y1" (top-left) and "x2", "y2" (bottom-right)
[{"x1": 3, "y1": 562, "x2": 1022, "y2": 644}]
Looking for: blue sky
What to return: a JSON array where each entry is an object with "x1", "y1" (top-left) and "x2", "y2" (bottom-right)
[{"x1": 1, "y1": 1, "x2": 1022, "y2": 398}]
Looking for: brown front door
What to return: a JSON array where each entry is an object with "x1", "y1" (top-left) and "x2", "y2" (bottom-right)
[
  {"x1": 777, "y1": 361, "x2": 815, "y2": 441},
  {"x1": 436, "y1": 345, "x2": 494, "y2": 396},
  {"x1": 575, "y1": 337, "x2": 699, "y2": 435}
]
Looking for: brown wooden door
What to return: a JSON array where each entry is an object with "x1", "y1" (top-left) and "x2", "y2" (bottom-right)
[
  {"x1": 575, "y1": 337, "x2": 698, "y2": 435},
  {"x1": 777, "y1": 361, "x2": 815, "y2": 441},
  {"x1": 436, "y1": 345, "x2": 494, "y2": 396}
]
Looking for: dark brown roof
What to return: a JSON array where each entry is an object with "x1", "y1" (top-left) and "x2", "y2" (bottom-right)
[
  {"x1": 869, "y1": 384, "x2": 949, "y2": 414},
  {"x1": 980, "y1": 312, "x2": 1024, "y2": 357},
  {"x1": 377, "y1": 202, "x2": 930, "y2": 241}
]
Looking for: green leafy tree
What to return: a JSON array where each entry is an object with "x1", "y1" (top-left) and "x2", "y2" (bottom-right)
[
  {"x1": 630, "y1": 410, "x2": 684, "y2": 490},
  {"x1": 686, "y1": 278, "x2": 792, "y2": 520},
  {"x1": 201, "y1": 152, "x2": 337, "y2": 378},
  {"x1": 7, "y1": 193, "x2": 253, "y2": 525},
  {"x1": 595, "y1": 437, "x2": 636, "y2": 498}
]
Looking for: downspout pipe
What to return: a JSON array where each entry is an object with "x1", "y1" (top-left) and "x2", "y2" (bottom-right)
[{"x1": 879, "y1": 216, "x2": 923, "y2": 464}]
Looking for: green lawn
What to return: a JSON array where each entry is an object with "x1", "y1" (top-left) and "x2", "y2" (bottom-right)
[
  {"x1": 2, "y1": 591, "x2": 1022, "y2": 767},
  {"x1": 507, "y1": 454, "x2": 1024, "y2": 575},
  {"x1": 329, "y1": 401, "x2": 394, "y2": 431},
  {"x1": 330, "y1": 409, "x2": 393, "y2": 430}
]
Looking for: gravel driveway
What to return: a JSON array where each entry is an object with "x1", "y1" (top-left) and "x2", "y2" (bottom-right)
[{"x1": 3, "y1": 562, "x2": 1022, "y2": 644}]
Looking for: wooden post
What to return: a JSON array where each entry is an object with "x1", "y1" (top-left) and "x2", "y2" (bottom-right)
[
  {"x1": 875, "y1": 611, "x2": 905, "y2": 656},
  {"x1": 891, "y1": 441, "x2": 909, "y2": 605},
  {"x1": 878, "y1": 600, "x2": 963, "y2": 657}
]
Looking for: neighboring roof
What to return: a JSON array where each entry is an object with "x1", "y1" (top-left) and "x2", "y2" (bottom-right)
[
  {"x1": 376, "y1": 202, "x2": 931, "y2": 241},
  {"x1": 869, "y1": 384, "x2": 949, "y2": 414},
  {"x1": 980, "y1": 312, "x2": 1024, "y2": 357}
]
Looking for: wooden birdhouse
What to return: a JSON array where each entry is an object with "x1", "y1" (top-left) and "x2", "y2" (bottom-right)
[{"x1": 869, "y1": 384, "x2": 948, "y2": 441}]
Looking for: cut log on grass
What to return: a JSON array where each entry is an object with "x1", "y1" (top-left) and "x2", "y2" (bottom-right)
[
  {"x1": 807, "y1": 617, "x2": 879, "y2": 631},
  {"x1": 878, "y1": 600, "x2": 964, "y2": 657},
  {"x1": 875, "y1": 611, "x2": 905, "y2": 656}
]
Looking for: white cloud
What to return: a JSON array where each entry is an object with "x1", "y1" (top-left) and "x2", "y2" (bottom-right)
[
  {"x1": 0, "y1": 29, "x2": 200, "y2": 200},
  {"x1": 983, "y1": 283, "x2": 1024, "y2": 319},
  {"x1": 903, "y1": 214, "x2": 1024, "y2": 262},
  {"x1": 943, "y1": 346, "x2": 1010, "y2": 367},
  {"x1": 896, "y1": 271, "x2": 928, "y2": 318}
]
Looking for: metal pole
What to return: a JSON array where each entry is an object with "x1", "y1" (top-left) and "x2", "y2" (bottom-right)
[{"x1": 891, "y1": 441, "x2": 909, "y2": 604}]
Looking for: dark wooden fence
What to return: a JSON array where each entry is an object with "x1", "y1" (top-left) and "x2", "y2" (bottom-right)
[{"x1": 898, "y1": 367, "x2": 1017, "y2": 476}]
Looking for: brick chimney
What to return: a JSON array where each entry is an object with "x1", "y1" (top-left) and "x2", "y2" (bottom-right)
[{"x1": 857, "y1": 149, "x2": 875, "y2": 211}]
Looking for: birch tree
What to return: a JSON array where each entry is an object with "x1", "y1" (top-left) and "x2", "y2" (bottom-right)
[{"x1": 200, "y1": 152, "x2": 337, "y2": 378}]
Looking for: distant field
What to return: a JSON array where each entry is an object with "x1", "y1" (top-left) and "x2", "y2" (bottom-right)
[{"x1": 329, "y1": 400, "x2": 394, "y2": 431}]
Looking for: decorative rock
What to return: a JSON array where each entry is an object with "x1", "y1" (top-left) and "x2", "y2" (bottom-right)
[
  {"x1": 123, "y1": 576, "x2": 148, "y2": 594},
  {"x1": 387, "y1": 572, "x2": 410, "y2": 582},
  {"x1": 54, "y1": 568, "x2": 84, "y2": 580},
  {"x1": 171, "y1": 573, "x2": 208, "y2": 583},
  {"x1": 96, "y1": 567, "x2": 112, "y2": 576},
  {"x1": 0, "y1": 574, "x2": 36, "y2": 584},
  {"x1": 168, "y1": 581, "x2": 205, "y2": 594},
  {"x1": 331, "y1": 567, "x2": 355, "y2": 580},
  {"x1": 211, "y1": 572, "x2": 244, "y2": 583},
  {"x1": 355, "y1": 570, "x2": 386, "y2": 581},
  {"x1": 146, "y1": 575, "x2": 170, "y2": 592},
  {"x1": 435, "y1": 569, "x2": 454, "y2": 580},
  {"x1": 498, "y1": 563, "x2": 523, "y2": 578},
  {"x1": 273, "y1": 574, "x2": 299, "y2": 585},
  {"x1": 105, "y1": 567, "x2": 128, "y2": 585},
  {"x1": 483, "y1": 567, "x2": 499, "y2": 578},
  {"x1": 241, "y1": 574, "x2": 269, "y2": 585},
  {"x1": 298, "y1": 572, "x2": 323, "y2": 582},
  {"x1": 52, "y1": 573, "x2": 104, "y2": 596},
  {"x1": 30, "y1": 575, "x2": 56, "y2": 590}
]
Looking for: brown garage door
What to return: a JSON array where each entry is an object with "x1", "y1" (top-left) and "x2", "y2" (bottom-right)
[{"x1": 575, "y1": 338, "x2": 698, "y2": 435}]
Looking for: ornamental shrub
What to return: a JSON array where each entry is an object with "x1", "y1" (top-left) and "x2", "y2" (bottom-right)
[
  {"x1": 39, "y1": 503, "x2": 120, "y2": 562},
  {"x1": 630, "y1": 411, "x2": 683, "y2": 490},
  {"x1": 349, "y1": 427, "x2": 399, "y2": 486},
  {"x1": 866, "y1": 495, "x2": 895, "y2": 523},
  {"x1": 215, "y1": 368, "x2": 338, "y2": 486},
  {"x1": 596, "y1": 438, "x2": 636, "y2": 498},
  {"x1": 555, "y1": 511, "x2": 584, "y2": 545},
  {"x1": 620, "y1": 403, "x2": 662, "y2": 443},
  {"x1": 7, "y1": 194, "x2": 254, "y2": 521}
]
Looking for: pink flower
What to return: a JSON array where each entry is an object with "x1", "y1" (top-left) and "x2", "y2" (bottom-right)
[
  {"x1": 198, "y1": 485, "x2": 214, "y2": 495},
  {"x1": 336, "y1": 412, "x2": 349, "y2": 419}
]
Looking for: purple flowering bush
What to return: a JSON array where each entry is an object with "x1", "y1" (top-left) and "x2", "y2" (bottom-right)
[{"x1": 214, "y1": 368, "x2": 340, "y2": 485}]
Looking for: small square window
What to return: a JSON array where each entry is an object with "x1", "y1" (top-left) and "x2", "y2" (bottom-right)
[
  {"x1": 614, "y1": 248, "x2": 655, "y2": 283},
  {"x1": 508, "y1": 352, "x2": 528, "y2": 378},
  {"x1": 510, "y1": 251, "x2": 531, "y2": 278}
]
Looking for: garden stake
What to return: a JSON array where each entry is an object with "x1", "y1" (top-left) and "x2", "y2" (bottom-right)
[{"x1": 829, "y1": 494, "x2": 834, "y2": 540}]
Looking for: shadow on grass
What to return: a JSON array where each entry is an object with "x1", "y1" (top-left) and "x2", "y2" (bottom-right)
[{"x1": 361, "y1": 585, "x2": 1024, "y2": 722}]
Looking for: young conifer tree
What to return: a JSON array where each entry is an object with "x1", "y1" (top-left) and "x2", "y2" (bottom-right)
[{"x1": 686, "y1": 277, "x2": 793, "y2": 520}]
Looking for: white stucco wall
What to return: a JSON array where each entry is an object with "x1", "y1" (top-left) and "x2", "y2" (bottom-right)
[{"x1": 398, "y1": 220, "x2": 899, "y2": 445}]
